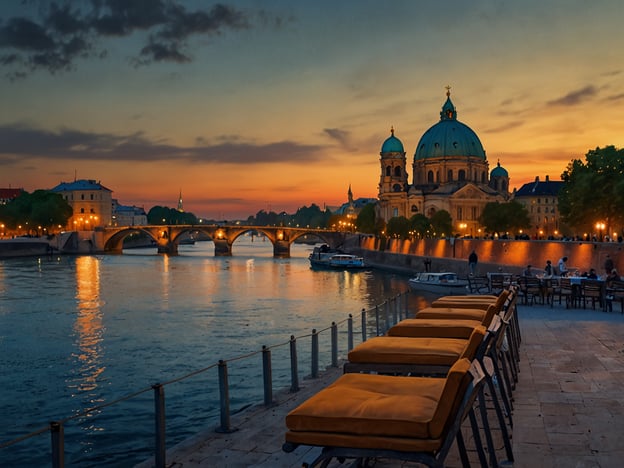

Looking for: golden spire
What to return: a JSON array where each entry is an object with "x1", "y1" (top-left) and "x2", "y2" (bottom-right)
[
  {"x1": 445, "y1": 85, "x2": 451, "y2": 97},
  {"x1": 390, "y1": 125, "x2": 394, "y2": 136}
]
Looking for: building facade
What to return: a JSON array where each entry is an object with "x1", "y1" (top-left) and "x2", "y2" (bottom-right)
[
  {"x1": 377, "y1": 89, "x2": 510, "y2": 236},
  {"x1": 513, "y1": 175, "x2": 564, "y2": 239},
  {"x1": 51, "y1": 179, "x2": 113, "y2": 229},
  {"x1": 111, "y1": 199, "x2": 147, "y2": 226}
]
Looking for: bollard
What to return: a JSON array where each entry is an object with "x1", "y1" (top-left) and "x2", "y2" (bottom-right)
[
  {"x1": 331, "y1": 322, "x2": 338, "y2": 367},
  {"x1": 216, "y1": 360, "x2": 232, "y2": 433},
  {"x1": 311, "y1": 329, "x2": 319, "y2": 378},
  {"x1": 152, "y1": 383, "x2": 166, "y2": 468},
  {"x1": 262, "y1": 346, "x2": 273, "y2": 405},
  {"x1": 50, "y1": 421, "x2": 64, "y2": 468},
  {"x1": 289, "y1": 335, "x2": 299, "y2": 392},
  {"x1": 347, "y1": 314, "x2": 354, "y2": 351},
  {"x1": 361, "y1": 308, "x2": 367, "y2": 342}
]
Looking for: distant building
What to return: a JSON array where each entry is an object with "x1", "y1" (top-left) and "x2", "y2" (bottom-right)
[
  {"x1": 513, "y1": 175, "x2": 565, "y2": 238},
  {"x1": 331, "y1": 185, "x2": 377, "y2": 217},
  {"x1": 51, "y1": 179, "x2": 113, "y2": 229},
  {"x1": 0, "y1": 187, "x2": 23, "y2": 204},
  {"x1": 111, "y1": 199, "x2": 147, "y2": 226},
  {"x1": 377, "y1": 88, "x2": 510, "y2": 236}
]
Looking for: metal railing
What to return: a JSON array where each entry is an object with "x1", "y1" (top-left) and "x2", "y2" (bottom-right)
[{"x1": 1, "y1": 291, "x2": 412, "y2": 467}]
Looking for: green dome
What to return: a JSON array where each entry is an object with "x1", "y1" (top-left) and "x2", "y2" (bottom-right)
[
  {"x1": 490, "y1": 161, "x2": 508, "y2": 177},
  {"x1": 414, "y1": 93, "x2": 486, "y2": 160},
  {"x1": 381, "y1": 127, "x2": 405, "y2": 153}
]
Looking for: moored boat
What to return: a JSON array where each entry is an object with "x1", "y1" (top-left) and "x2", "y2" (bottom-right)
[
  {"x1": 408, "y1": 272, "x2": 469, "y2": 295},
  {"x1": 309, "y1": 245, "x2": 366, "y2": 269}
]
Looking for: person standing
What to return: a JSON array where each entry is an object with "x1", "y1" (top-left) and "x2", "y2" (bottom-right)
[
  {"x1": 468, "y1": 250, "x2": 478, "y2": 276},
  {"x1": 544, "y1": 260, "x2": 553, "y2": 276},
  {"x1": 604, "y1": 255, "x2": 614, "y2": 276},
  {"x1": 558, "y1": 256, "x2": 569, "y2": 276}
]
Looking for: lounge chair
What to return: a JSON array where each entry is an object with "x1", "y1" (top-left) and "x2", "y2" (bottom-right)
[{"x1": 284, "y1": 358, "x2": 486, "y2": 468}]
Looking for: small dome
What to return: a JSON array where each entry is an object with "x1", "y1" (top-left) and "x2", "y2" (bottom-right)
[
  {"x1": 414, "y1": 90, "x2": 486, "y2": 160},
  {"x1": 491, "y1": 160, "x2": 508, "y2": 177},
  {"x1": 381, "y1": 127, "x2": 405, "y2": 153}
]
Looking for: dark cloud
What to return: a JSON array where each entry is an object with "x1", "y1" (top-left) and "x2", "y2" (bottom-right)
[
  {"x1": 547, "y1": 85, "x2": 597, "y2": 106},
  {"x1": 0, "y1": 123, "x2": 325, "y2": 165},
  {"x1": 0, "y1": 1, "x2": 260, "y2": 79},
  {"x1": 323, "y1": 127, "x2": 359, "y2": 152},
  {"x1": 483, "y1": 120, "x2": 524, "y2": 133}
]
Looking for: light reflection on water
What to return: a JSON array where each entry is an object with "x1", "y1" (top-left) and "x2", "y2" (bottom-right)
[{"x1": 0, "y1": 238, "x2": 417, "y2": 466}]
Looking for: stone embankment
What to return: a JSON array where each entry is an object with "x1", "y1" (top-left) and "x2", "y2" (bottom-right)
[{"x1": 346, "y1": 234, "x2": 622, "y2": 277}]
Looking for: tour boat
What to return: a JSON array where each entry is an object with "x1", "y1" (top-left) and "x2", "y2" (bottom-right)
[
  {"x1": 309, "y1": 245, "x2": 366, "y2": 269},
  {"x1": 408, "y1": 272, "x2": 469, "y2": 295}
]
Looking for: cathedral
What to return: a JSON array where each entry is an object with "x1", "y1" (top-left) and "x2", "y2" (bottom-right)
[{"x1": 377, "y1": 88, "x2": 510, "y2": 236}]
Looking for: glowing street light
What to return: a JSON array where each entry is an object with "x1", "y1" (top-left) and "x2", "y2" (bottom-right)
[{"x1": 595, "y1": 222, "x2": 606, "y2": 241}]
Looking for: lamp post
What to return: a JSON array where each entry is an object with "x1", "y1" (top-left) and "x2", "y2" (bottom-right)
[{"x1": 595, "y1": 222, "x2": 605, "y2": 242}]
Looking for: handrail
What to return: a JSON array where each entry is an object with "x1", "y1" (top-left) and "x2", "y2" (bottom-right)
[{"x1": 1, "y1": 290, "x2": 412, "y2": 467}]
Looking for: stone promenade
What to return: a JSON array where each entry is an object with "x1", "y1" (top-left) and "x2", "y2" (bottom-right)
[{"x1": 137, "y1": 303, "x2": 624, "y2": 467}]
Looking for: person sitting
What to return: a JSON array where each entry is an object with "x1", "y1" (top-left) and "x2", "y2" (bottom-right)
[
  {"x1": 522, "y1": 265, "x2": 533, "y2": 276},
  {"x1": 544, "y1": 260, "x2": 553, "y2": 277},
  {"x1": 586, "y1": 268, "x2": 598, "y2": 279},
  {"x1": 606, "y1": 268, "x2": 621, "y2": 285}
]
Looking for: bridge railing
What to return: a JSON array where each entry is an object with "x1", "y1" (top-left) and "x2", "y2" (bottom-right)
[{"x1": 1, "y1": 291, "x2": 413, "y2": 467}]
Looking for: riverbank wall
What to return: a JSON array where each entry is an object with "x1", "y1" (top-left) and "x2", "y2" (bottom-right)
[{"x1": 347, "y1": 235, "x2": 623, "y2": 277}]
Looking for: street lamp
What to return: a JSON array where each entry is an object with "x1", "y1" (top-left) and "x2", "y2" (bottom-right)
[{"x1": 595, "y1": 222, "x2": 605, "y2": 241}]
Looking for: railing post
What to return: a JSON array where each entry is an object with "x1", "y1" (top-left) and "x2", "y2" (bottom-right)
[
  {"x1": 393, "y1": 295, "x2": 399, "y2": 325},
  {"x1": 289, "y1": 335, "x2": 299, "y2": 392},
  {"x1": 152, "y1": 383, "x2": 166, "y2": 468},
  {"x1": 216, "y1": 360, "x2": 232, "y2": 433},
  {"x1": 331, "y1": 322, "x2": 338, "y2": 367},
  {"x1": 361, "y1": 308, "x2": 367, "y2": 342},
  {"x1": 375, "y1": 305, "x2": 380, "y2": 336},
  {"x1": 262, "y1": 345, "x2": 273, "y2": 405},
  {"x1": 50, "y1": 421, "x2": 64, "y2": 468},
  {"x1": 384, "y1": 300, "x2": 390, "y2": 333},
  {"x1": 347, "y1": 314, "x2": 354, "y2": 351},
  {"x1": 311, "y1": 329, "x2": 319, "y2": 378}
]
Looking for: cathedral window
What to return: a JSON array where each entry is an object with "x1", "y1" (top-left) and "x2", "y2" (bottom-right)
[
  {"x1": 393, "y1": 184, "x2": 402, "y2": 192},
  {"x1": 436, "y1": 171, "x2": 440, "y2": 182},
  {"x1": 394, "y1": 166, "x2": 402, "y2": 177},
  {"x1": 481, "y1": 172, "x2": 486, "y2": 183},
  {"x1": 472, "y1": 207, "x2": 477, "y2": 220},
  {"x1": 385, "y1": 166, "x2": 391, "y2": 176},
  {"x1": 457, "y1": 207, "x2": 463, "y2": 220},
  {"x1": 458, "y1": 170, "x2": 466, "y2": 181},
  {"x1": 411, "y1": 205, "x2": 418, "y2": 212},
  {"x1": 447, "y1": 170, "x2": 453, "y2": 182},
  {"x1": 428, "y1": 170, "x2": 434, "y2": 183},
  {"x1": 81, "y1": 194, "x2": 85, "y2": 200},
  {"x1": 393, "y1": 208, "x2": 399, "y2": 217}
]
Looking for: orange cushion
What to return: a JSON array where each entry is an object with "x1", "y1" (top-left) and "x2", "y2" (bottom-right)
[
  {"x1": 348, "y1": 326, "x2": 485, "y2": 365},
  {"x1": 415, "y1": 307, "x2": 487, "y2": 322},
  {"x1": 285, "y1": 358, "x2": 472, "y2": 443},
  {"x1": 388, "y1": 318, "x2": 483, "y2": 339}
]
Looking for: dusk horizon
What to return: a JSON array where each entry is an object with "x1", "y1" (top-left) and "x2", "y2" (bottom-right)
[{"x1": 1, "y1": 1, "x2": 623, "y2": 219}]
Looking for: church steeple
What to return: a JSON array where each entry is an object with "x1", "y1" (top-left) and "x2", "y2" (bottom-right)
[
  {"x1": 177, "y1": 189, "x2": 184, "y2": 212},
  {"x1": 440, "y1": 85, "x2": 457, "y2": 121}
]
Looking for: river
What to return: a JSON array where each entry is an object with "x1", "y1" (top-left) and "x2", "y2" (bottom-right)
[{"x1": 0, "y1": 237, "x2": 426, "y2": 466}]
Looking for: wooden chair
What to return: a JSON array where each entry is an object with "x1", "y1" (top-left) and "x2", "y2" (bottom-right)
[
  {"x1": 606, "y1": 279, "x2": 624, "y2": 313},
  {"x1": 554, "y1": 277, "x2": 574, "y2": 308},
  {"x1": 580, "y1": 279, "x2": 605, "y2": 310}
]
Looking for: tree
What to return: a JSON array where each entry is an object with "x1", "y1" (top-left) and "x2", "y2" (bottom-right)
[
  {"x1": 559, "y1": 145, "x2": 624, "y2": 237},
  {"x1": 409, "y1": 214, "x2": 431, "y2": 238},
  {"x1": 480, "y1": 201, "x2": 530, "y2": 236},
  {"x1": 0, "y1": 190, "x2": 72, "y2": 234},
  {"x1": 385, "y1": 216, "x2": 411, "y2": 238},
  {"x1": 147, "y1": 206, "x2": 198, "y2": 224},
  {"x1": 355, "y1": 203, "x2": 377, "y2": 234},
  {"x1": 429, "y1": 210, "x2": 452, "y2": 237}
]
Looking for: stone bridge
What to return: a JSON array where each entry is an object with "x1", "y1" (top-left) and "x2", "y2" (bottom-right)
[{"x1": 90, "y1": 225, "x2": 348, "y2": 257}]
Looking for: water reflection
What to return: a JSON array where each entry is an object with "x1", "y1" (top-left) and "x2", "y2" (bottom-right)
[{"x1": 71, "y1": 256, "x2": 105, "y2": 400}]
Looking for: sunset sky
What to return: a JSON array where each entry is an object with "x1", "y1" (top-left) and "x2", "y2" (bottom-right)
[{"x1": 1, "y1": 0, "x2": 623, "y2": 220}]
